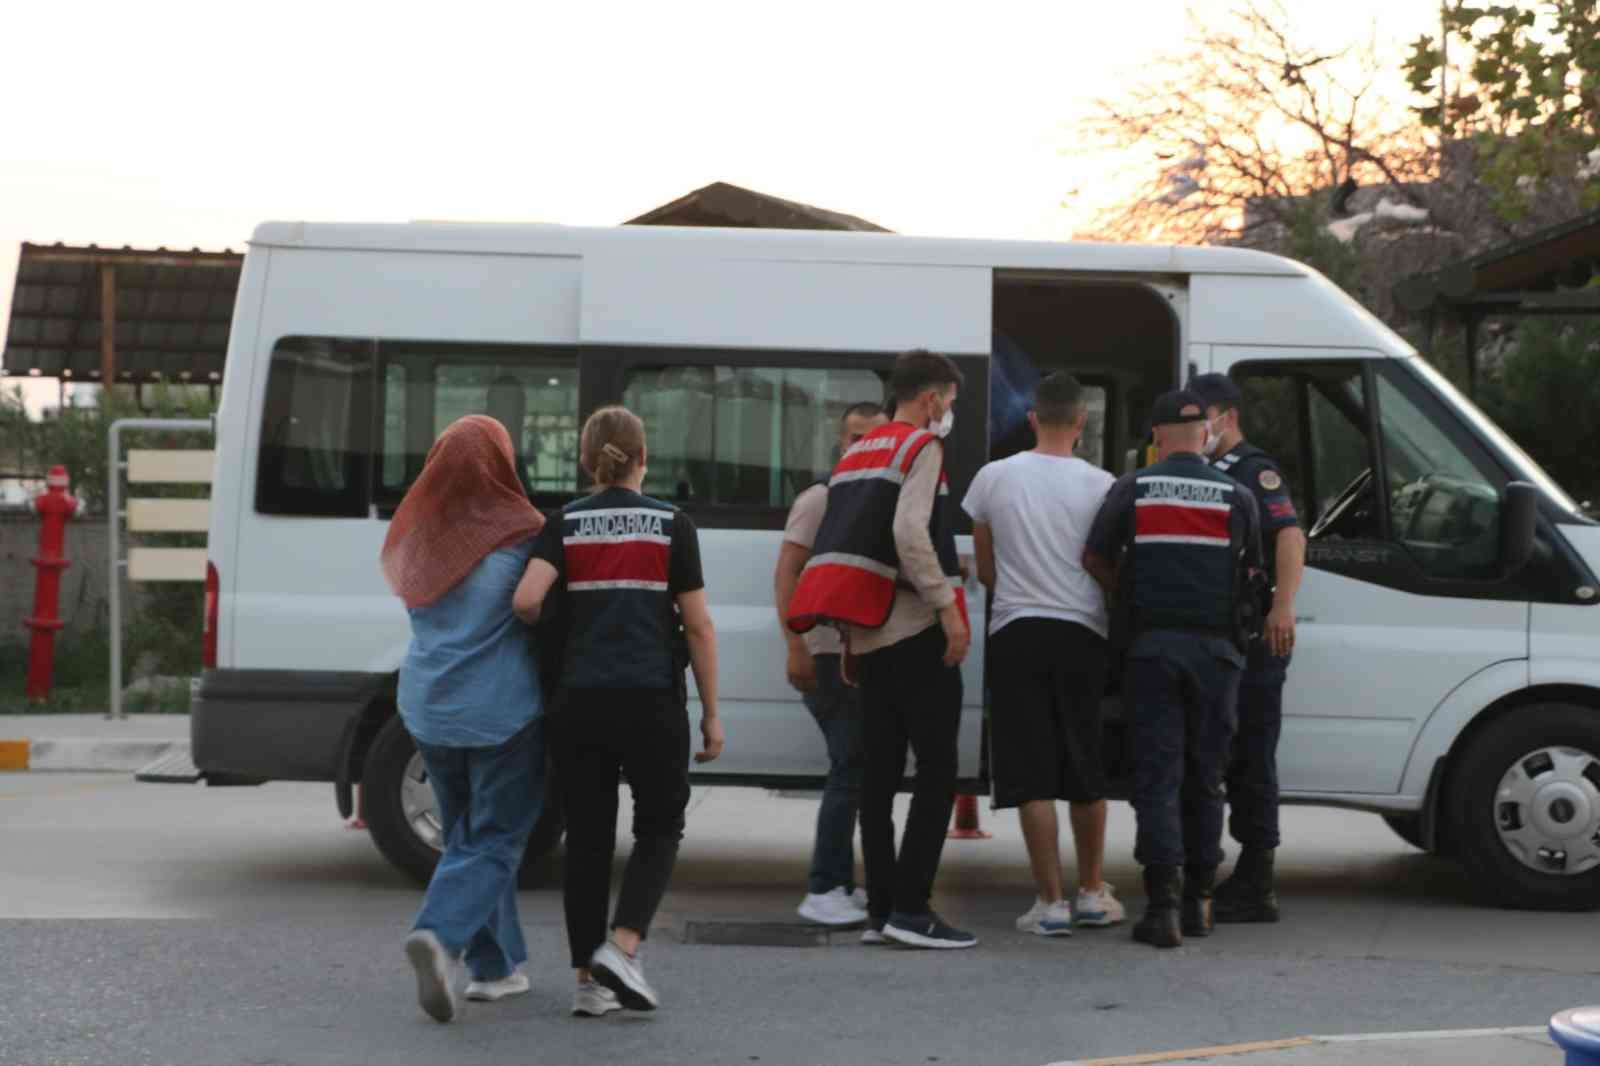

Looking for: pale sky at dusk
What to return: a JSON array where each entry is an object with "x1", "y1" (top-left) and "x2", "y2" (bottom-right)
[{"x1": 2, "y1": 0, "x2": 1448, "y2": 409}]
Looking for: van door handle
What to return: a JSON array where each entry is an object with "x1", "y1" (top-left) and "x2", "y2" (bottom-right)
[{"x1": 1295, "y1": 615, "x2": 1315, "y2": 623}]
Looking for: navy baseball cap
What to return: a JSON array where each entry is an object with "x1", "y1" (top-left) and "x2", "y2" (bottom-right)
[
  {"x1": 1188, "y1": 373, "x2": 1244, "y2": 409},
  {"x1": 1150, "y1": 389, "x2": 1208, "y2": 427}
]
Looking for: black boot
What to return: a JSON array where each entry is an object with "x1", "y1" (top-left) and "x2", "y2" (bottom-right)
[
  {"x1": 1214, "y1": 848, "x2": 1280, "y2": 923},
  {"x1": 1182, "y1": 865, "x2": 1216, "y2": 937},
  {"x1": 1132, "y1": 866, "x2": 1183, "y2": 949}
]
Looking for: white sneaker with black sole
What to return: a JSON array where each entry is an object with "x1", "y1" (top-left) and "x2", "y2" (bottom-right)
[
  {"x1": 464, "y1": 968, "x2": 530, "y2": 1002},
  {"x1": 589, "y1": 941, "x2": 658, "y2": 1011},
  {"x1": 1016, "y1": 898, "x2": 1075, "y2": 937},
  {"x1": 403, "y1": 930, "x2": 460, "y2": 1023},
  {"x1": 798, "y1": 886, "x2": 870, "y2": 927},
  {"x1": 883, "y1": 912, "x2": 978, "y2": 949},
  {"x1": 572, "y1": 980, "x2": 622, "y2": 1017}
]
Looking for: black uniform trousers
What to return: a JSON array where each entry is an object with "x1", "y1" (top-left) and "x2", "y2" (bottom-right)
[
  {"x1": 855, "y1": 623, "x2": 962, "y2": 923},
  {"x1": 546, "y1": 686, "x2": 690, "y2": 969},
  {"x1": 1125, "y1": 629, "x2": 1242, "y2": 869},
  {"x1": 1226, "y1": 644, "x2": 1288, "y2": 851}
]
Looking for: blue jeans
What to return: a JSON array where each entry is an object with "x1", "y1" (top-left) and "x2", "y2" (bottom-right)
[
  {"x1": 412, "y1": 719, "x2": 544, "y2": 981},
  {"x1": 803, "y1": 654, "x2": 860, "y2": 895}
]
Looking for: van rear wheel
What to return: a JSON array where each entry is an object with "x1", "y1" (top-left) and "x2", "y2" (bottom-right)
[
  {"x1": 1449, "y1": 703, "x2": 1600, "y2": 911},
  {"x1": 362, "y1": 715, "x2": 564, "y2": 889}
]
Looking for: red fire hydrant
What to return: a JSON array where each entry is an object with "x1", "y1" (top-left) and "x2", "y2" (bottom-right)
[{"x1": 25, "y1": 465, "x2": 84, "y2": 702}]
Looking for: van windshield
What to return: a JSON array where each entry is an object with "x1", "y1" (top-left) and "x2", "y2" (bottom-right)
[{"x1": 1401, "y1": 357, "x2": 1584, "y2": 517}]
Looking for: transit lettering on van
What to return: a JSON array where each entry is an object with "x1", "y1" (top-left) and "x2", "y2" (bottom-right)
[{"x1": 179, "y1": 219, "x2": 1600, "y2": 912}]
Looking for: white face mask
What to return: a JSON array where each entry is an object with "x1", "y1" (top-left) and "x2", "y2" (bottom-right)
[
  {"x1": 932, "y1": 406, "x2": 955, "y2": 439},
  {"x1": 1202, "y1": 420, "x2": 1222, "y2": 457}
]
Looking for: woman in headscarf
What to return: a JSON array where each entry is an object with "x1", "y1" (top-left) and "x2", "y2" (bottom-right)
[
  {"x1": 380, "y1": 414, "x2": 546, "y2": 1024},
  {"x1": 514, "y1": 404, "x2": 723, "y2": 1017}
]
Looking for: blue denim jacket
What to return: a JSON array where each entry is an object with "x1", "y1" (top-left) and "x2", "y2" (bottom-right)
[{"x1": 399, "y1": 540, "x2": 542, "y2": 748}]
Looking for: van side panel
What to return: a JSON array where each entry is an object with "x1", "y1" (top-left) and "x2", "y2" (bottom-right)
[
  {"x1": 1190, "y1": 274, "x2": 1411, "y2": 354},
  {"x1": 581, "y1": 257, "x2": 991, "y2": 354},
  {"x1": 209, "y1": 246, "x2": 273, "y2": 669},
  {"x1": 230, "y1": 250, "x2": 582, "y2": 676},
  {"x1": 259, "y1": 248, "x2": 581, "y2": 343}
]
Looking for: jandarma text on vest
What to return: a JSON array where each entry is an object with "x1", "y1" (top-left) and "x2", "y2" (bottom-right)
[
  {"x1": 568, "y1": 509, "x2": 669, "y2": 540},
  {"x1": 1136, "y1": 476, "x2": 1233, "y2": 504}
]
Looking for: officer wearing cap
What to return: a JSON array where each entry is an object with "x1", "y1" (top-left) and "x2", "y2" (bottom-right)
[
  {"x1": 1083, "y1": 389, "x2": 1262, "y2": 949},
  {"x1": 1188, "y1": 373, "x2": 1305, "y2": 924}
]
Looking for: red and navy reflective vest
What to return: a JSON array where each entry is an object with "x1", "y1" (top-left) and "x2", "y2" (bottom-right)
[
  {"x1": 557, "y1": 489, "x2": 684, "y2": 690},
  {"x1": 787, "y1": 421, "x2": 967, "y2": 634}
]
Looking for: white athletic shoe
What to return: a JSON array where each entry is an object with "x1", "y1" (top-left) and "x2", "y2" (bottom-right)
[
  {"x1": 1075, "y1": 883, "x2": 1127, "y2": 927},
  {"x1": 589, "y1": 941, "x2": 658, "y2": 1011},
  {"x1": 861, "y1": 924, "x2": 889, "y2": 946},
  {"x1": 1015, "y1": 898, "x2": 1075, "y2": 937},
  {"x1": 464, "y1": 968, "x2": 530, "y2": 1002},
  {"x1": 572, "y1": 980, "x2": 622, "y2": 1017},
  {"x1": 798, "y1": 886, "x2": 870, "y2": 927},
  {"x1": 851, "y1": 887, "x2": 869, "y2": 910},
  {"x1": 404, "y1": 929, "x2": 460, "y2": 1023}
]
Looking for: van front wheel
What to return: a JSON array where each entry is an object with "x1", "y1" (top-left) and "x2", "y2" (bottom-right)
[
  {"x1": 362, "y1": 715, "x2": 564, "y2": 889},
  {"x1": 1449, "y1": 703, "x2": 1600, "y2": 911}
]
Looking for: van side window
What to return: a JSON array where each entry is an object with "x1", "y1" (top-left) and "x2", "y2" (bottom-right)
[
  {"x1": 256, "y1": 337, "x2": 374, "y2": 517},
  {"x1": 621, "y1": 365, "x2": 884, "y2": 507},
  {"x1": 1233, "y1": 360, "x2": 1505, "y2": 583},
  {"x1": 377, "y1": 345, "x2": 580, "y2": 509}
]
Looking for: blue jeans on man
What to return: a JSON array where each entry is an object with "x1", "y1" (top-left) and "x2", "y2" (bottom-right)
[
  {"x1": 412, "y1": 719, "x2": 544, "y2": 980},
  {"x1": 802, "y1": 654, "x2": 861, "y2": 895}
]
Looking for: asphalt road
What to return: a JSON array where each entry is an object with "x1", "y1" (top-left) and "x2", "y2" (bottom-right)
[{"x1": 1, "y1": 772, "x2": 1593, "y2": 1066}]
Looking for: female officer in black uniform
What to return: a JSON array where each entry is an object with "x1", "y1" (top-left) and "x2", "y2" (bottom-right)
[{"x1": 514, "y1": 405, "x2": 723, "y2": 1016}]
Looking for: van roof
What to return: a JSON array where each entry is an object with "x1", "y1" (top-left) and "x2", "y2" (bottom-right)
[{"x1": 249, "y1": 220, "x2": 1309, "y2": 278}]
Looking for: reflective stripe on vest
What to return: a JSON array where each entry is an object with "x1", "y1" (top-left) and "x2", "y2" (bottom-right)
[{"x1": 787, "y1": 421, "x2": 957, "y2": 633}]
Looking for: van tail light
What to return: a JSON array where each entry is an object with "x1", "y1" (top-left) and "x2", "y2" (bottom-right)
[{"x1": 203, "y1": 562, "x2": 219, "y2": 669}]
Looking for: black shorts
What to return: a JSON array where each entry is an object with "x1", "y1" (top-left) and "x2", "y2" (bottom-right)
[{"x1": 988, "y1": 618, "x2": 1108, "y2": 807}]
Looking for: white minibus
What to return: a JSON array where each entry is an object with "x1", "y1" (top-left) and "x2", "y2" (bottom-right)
[{"x1": 191, "y1": 220, "x2": 1600, "y2": 911}]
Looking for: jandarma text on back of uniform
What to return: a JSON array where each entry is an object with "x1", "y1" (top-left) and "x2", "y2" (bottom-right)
[
  {"x1": 1140, "y1": 477, "x2": 1232, "y2": 503},
  {"x1": 575, "y1": 511, "x2": 667, "y2": 538}
]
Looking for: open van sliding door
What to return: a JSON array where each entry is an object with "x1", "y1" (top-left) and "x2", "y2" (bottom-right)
[
  {"x1": 988, "y1": 274, "x2": 1185, "y2": 792},
  {"x1": 1208, "y1": 347, "x2": 1529, "y2": 799},
  {"x1": 579, "y1": 255, "x2": 992, "y2": 781}
]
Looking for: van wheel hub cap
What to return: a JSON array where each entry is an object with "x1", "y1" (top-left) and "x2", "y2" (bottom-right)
[
  {"x1": 1494, "y1": 746, "x2": 1600, "y2": 876},
  {"x1": 400, "y1": 753, "x2": 444, "y2": 853}
]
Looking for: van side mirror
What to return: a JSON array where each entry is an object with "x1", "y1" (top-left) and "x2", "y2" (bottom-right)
[{"x1": 1500, "y1": 481, "x2": 1538, "y2": 576}]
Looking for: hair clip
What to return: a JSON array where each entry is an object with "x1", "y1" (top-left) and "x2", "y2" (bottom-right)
[{"x1": 601, "y1": 443, "x2": 630, "y2": 463}]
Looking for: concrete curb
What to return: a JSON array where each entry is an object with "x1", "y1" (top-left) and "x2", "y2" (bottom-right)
[
  {"x1": 0, "y1": 737, "x2": 190, "y2": 773},
  {"x1": 1045, "y1": 1026, "x2": 1553, "y2": 1066}
]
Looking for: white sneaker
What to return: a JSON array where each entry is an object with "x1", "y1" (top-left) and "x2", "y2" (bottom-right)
[
  {"x1": 1075, "y1": 883, "x2": 1127, "y2": 927},
  {"x1": 589, "y1": 940, "x2": 658, "y2": 1011},
  {"x1": 798, "y1": 886, "x2": 870, "y2": 927},
  {"x1": 861, "y1": 924, "x2": 888, "y2": 946},
  {"x1": 1016, "y1": 898, "x2": 1075, "y2": 937},
  {"x1": 851, "y1": 887, "x2": 869, "y2": 910},
  {"x1": 572, "y1": 980, "x2": 622, "y2": 1017},
  {"x1": 403, "y1": 929, "x2": 460, "y2": 1023},
  {"x1": 464, "y1": 968, "x2": 530, "y2": 1002}
]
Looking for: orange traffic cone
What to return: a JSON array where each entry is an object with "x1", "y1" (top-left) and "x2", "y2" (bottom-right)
[{"x1": 947, "y1": 793, "x2": 990, "y2": 839}]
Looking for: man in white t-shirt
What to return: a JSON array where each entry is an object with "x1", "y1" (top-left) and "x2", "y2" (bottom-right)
[
  {"x1": 962, "y1": 371, "x2": 1126, "y2": 937},
  {"x1": 774, "y1": 401, "x2": 888, "y2": 928}
]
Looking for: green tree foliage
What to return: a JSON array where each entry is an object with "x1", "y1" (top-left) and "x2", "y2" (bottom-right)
[
  {"x1": 1405, "y1": 1, "x2": 1600, "y2": 217},
  {"x1": 1481, "y1": 318, "x2": 1600, "y2": 506}
]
